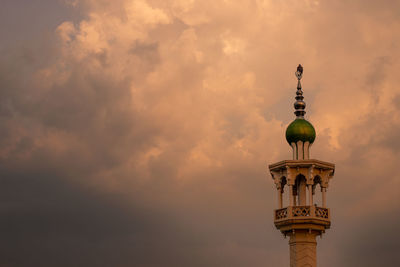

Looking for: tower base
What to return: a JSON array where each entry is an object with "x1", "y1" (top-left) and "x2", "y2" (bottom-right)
[{"x1": 288, "y1": 230, "x2": 317, "y2": 267}]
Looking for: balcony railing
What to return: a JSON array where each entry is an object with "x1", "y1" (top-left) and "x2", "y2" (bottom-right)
[
  {"x1": 275, "y1": 208, "x2": 288, "y2": 220},
  {"x1": 315, "y1": 207, "x2": 329, "y2": 219},
  {"x1": 292, "y1": 206, "x2": 310, "y2": 217},
  {"x1": 274, "y1": 206, "x2": 330, "y2": 221}
]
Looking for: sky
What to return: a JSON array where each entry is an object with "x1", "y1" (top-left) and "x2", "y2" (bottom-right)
[{"x1": 1, "y1": 0, "x2": 400, "y2": 266}]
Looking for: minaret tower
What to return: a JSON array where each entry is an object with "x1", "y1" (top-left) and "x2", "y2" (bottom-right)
[{"x1": 269, "y1": 65, "x2": 335, "y2": 267}]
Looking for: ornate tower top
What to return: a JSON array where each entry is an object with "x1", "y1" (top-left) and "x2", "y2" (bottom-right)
[{"x1": 268, "y1": 65, "x2": 335, "y2": 267}]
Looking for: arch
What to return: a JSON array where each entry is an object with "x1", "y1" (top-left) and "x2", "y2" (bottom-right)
[
  {"x1": 312, "y1": 175, "x2": 323, "y2": 206},
  {"x1": 295, "y1": 174, "x2": 307, "y2": 206},
  {"x1": 276, "y1": 176, "x2": 288, "y2": 209},
  {"x1": 280, "y1": 176, "x2": 287, "y2": 192},
  {"x1": 312, "y1": 175, "x2": 322, "y2": 193}
]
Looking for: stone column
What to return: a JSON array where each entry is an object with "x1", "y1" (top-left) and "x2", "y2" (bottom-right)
[
  {"x1": 289, "y1": 231, "x2": 317, "y2": 267},
  {"x1": 291, "y1": 143, "x2": 296, "y2": 160},
  {"x1": 298, "y1": 179, "x2": 307, "y2": 206},
  {"x1": 278, "y1": 188, "x2": 283, "y2": 209},
  {"x1": 308, "y1": 184, "x2": 313, "y2": 206},
  {"x1": 289, "y1": 185, "x2": 293, "y2": 206},
  {"x1": 322, "y1": 187, "x2": 327, "y2": 208}
]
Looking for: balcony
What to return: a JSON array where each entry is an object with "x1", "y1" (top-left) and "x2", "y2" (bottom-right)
[
  {"x1": 274, "y1": 205, "x2": 330, "y2": 222},
  {"x1": 274, "y1": 205, "x2": 330, "y2": 234}
]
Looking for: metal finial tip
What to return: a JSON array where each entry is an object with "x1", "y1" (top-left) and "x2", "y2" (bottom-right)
[
  {"x1": 297, "y1": 64, "x2": 303, "y2": 74},
  {"x1": 295, "y1": 64, "x2": 303, "y2": 80}
]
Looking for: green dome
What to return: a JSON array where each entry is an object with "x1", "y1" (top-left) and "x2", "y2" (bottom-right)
[{"x1": 285, "y1": 118, "x2": 316, "y2": 145}]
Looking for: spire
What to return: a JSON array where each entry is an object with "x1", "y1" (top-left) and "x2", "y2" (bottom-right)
[
  {"x1": 294, "y1": 64, "x2": 306, "y2": 118},
  {"x1": 285, "y1": 64, "x2": 316, "y2": 159}
]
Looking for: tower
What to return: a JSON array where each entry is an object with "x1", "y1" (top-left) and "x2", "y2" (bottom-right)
[{"x1": 269, "y1": 65, "x2": 335, "y2": 267}]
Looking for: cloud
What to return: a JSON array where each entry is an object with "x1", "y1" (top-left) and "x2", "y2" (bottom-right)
[{"x1": 1, "y1": 0, "x2": 400, "y2": 266}]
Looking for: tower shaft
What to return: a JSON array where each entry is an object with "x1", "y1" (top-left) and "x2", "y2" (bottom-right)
[{"x1": 289, "y1": 231, "x2": 317, "y2": 267}]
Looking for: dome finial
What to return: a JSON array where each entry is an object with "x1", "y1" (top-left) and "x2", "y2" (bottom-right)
[
  {"x1": 295, "y1": 64, "x2": 303, "y2": 80},
  {"x1": 294, "y1": 64, "x2": 306, "y2": 118}
]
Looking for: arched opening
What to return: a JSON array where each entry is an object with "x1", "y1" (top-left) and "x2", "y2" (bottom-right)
[
  {"x1": 281, "y1": 176, "x2": 287, "y2": 188},
  {"x1": 280, "y1": 177, "x2": 288, "y2": 207},
  {"x1": 295, "y1": 174, "x2": 307, "y2": 206},
  {"x1": 313, "y1": 175, "x2": 322, "y2": 207}
]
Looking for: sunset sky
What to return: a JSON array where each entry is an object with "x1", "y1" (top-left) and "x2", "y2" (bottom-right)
[{"x1": 1, "y1": 0, "x2": 400, "y2": 266}]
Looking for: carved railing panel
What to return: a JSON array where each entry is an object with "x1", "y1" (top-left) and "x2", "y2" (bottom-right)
[
  {"x1": 275, "y1": 208, "x2": 288, "y2": 220},
  {"x1": 315, "y1": 207, "x2": 329, "y2": 219},
  {"x1": 292, "y1": 206, "x2": 310, "y2": 217}
]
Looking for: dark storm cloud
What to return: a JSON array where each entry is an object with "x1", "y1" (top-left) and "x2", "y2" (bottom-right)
[
  {"x1": 0, "y1": 161, "x2": 197, "y2": 267},
  {"x1": 340, "y1": 210, "x2": 400, "y2": 267}
]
